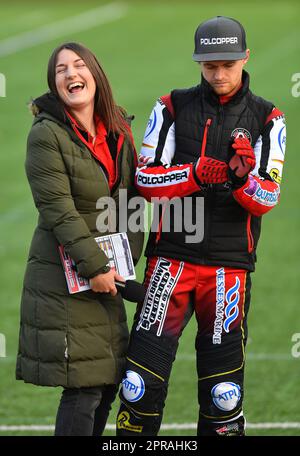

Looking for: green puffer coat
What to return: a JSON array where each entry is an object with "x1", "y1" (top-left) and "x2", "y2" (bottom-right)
[{"x1": 16, "y1": 93, "x2": 144, "y2": 388}]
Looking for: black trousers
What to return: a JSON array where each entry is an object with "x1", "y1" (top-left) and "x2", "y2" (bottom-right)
[{"x1": 55, "y1": 384, "x2": 118, "y2": 436}]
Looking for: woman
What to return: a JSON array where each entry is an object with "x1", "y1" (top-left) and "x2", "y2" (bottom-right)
[{"x1": 16, "y1": 42, "x2": 143, "y2": 436}]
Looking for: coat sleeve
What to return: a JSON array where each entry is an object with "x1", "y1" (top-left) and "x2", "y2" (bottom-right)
[
  {"x1": 232, "y1": 108, "x2": 286, "y2": 216},
  {"x1": 135, "y1": 96, "x2": 200, "y2": 201},
  {"x1": 25, "y1": 121, "x2": 109, "y2": 278}
]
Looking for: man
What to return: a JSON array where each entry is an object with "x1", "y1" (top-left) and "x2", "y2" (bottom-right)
[{"x1": 116, "y1": 16, "x2": 286, "y2": 436}]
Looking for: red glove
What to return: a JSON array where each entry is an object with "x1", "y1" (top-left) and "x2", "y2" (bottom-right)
[
  {"x1": 231, "y1": 137, "x2": 256, "y2": 173},
  {"x1": 194, "y1": 156, "x2": 228, "y2": 184}
]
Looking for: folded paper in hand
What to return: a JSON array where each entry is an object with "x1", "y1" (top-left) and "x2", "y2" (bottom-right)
[{"x1": 59, "y1": 232, "x2": 136, "y2": 294}]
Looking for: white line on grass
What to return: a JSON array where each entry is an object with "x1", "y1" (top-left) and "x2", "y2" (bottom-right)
[
  {"x1": 0, "y1": 422, "x2": 300, "y2": 432},
  {"x1": 176, "y1": 353, "x2": 295, "y2": 361},
  {"x1": 0, "y1": 2, "x2": 127, "y2": 58},
  {"x1": 1, "y1": 352, "x2": 296, "y2": 364}
]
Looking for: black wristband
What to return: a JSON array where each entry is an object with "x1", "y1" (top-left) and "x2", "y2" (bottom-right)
[
  {"x1": 88, "y1": 264, "x2": 111, "y2": 279},
  {"x1": 228, "y1": 167, "x2": 248, "y2": 189}
]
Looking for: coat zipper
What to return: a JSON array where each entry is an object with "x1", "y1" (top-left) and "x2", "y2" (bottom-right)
[
  {"x1": 71, "y1": 121, "x2": 112, "y2": 197},
  {"x1": 155, "y1": 118, "x2": 213, "y2": 248},
  {"x1": 111, "y1": 134, "x2": 125, "y2": 194},
  {"x1": 201, "y1": 118, "x2": 213, "y2": 261},
  {"x1": 95, "y1": 158, "x2": 111, "y2": 195},
  {"x1": 64, "y1": 334, "x2": 70, "y2": 376},
  {"x1": 201, "y1": 106, "x2": 223, "y2": 261},
  {"x1": 212, "y1": 103, "x2": 224, "y2": 158}
]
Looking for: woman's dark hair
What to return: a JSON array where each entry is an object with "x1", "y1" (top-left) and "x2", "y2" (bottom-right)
[{"x1": 47, "y1": 42, "x2": 130, "y2": 139}]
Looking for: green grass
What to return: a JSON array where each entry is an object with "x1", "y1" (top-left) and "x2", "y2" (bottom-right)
[{"x1": 0, "y1": 0, "x2": 300, "y2": 437}]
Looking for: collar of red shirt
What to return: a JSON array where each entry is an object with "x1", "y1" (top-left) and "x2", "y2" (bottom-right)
[
  {"x1": 219, "y1": 82, "x2": 243, "y2": 105},
  {"x1": 64, "y1": 109, "x2": 117, "y2": 190},
  {"x1": 65, "y1": 109, "x2": 107, "y2": 146}
]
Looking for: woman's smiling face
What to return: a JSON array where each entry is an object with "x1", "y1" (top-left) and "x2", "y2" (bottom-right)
[{"x1": 55, "y1": 48, "x2": 96, "y2": 110}]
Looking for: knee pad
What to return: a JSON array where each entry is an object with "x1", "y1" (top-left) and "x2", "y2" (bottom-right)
[
  {"x1": 117, "y1": 327, "x2": 175, "y2": 435},
  {"x1": 198, "y1": 372, "x2": 244, "y2": 423},
  {"x1": 119, "y1": 360, "x2": 167, "y2": 416},
  {"x1": 119, "y1": 330, "x2": 175, "y2": 416},
  {"x1": 117, "y1": 358, "x2": 167, "y2": 435}
]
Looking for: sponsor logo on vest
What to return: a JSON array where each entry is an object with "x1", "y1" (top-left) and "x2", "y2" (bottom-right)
[
  {"x1": 200, "y1": 37, "x2": 238, "y2": 46},
  {"x1": 122, "y1": 370, "x2": 145, "y2": 403},
  {"x1": 211, "y1": 382, "x2": 241, "y2": 411},
  {"x1": 137, "y1": 169, "x2": 189, "y2": 187},
  {"x1": 231, "y1": 127, "x2": 252, "y2": 145},
  {"x1": 137, "y1": 258, "x2": 183, "y2": 336},
  {"x1": 213, "y1": 268, "x2": 225, "y2": 344},
  {"x1": 223, "y1": 277, "x2": 240, "y2": 333}
]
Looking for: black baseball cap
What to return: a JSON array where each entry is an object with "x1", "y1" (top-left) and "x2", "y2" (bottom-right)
[{"x1": 193, "y1": 16, "x2": 247, "y2": 62}]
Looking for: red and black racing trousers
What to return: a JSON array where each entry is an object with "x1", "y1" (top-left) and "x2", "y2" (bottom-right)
[{"x1": 116, "y1": 257, "x2": 251, "y2": 436}]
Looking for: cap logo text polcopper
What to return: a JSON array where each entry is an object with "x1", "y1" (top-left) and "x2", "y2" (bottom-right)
[{"x1": 200, "y1": 37, "x2": 238, "y2": 45}]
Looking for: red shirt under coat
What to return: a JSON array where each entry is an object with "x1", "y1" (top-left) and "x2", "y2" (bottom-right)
[{"x1": 65, "y1": 110, "x2": 119, "y2": 190}]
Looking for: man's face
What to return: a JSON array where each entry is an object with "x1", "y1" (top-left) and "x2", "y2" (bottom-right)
[{"x1": 200, "y1": 50, "x2": 250, "y2": 96}]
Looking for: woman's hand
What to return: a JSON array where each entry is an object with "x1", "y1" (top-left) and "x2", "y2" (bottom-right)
[{"x1": 89, "y1": 270, "x2": 125, "y2": 296}]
